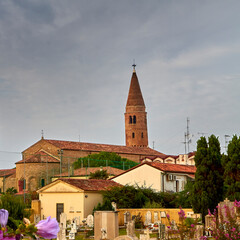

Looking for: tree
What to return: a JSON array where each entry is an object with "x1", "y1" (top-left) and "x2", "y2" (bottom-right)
[
  {"x1": 89, "y1": 169, "x2": 109, "y2": 179},
  {"x1": 223, "y1": 135, "x2": 240, "y2": 200},
  {"x1": 191, "y1": 135, "x2": 223, "y2": 221},
  {"x1": 73, "y1": 151, "x2": 138, "y2": 170}
]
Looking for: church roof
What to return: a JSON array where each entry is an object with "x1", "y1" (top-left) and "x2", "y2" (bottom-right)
[
  {"x1": 0, "y1": 168, "x2": 16, "y2": 177},
  {"x1": 44, "y1": 139, "x2": 164, "y2": 156},
  {"x1": 16, "y1": 150, "x2": 59, "y2": 164},
  {"x1": 126, "y1": 71, "x2": 145, "y2": 107}
]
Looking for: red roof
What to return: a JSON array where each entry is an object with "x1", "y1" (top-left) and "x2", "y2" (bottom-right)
[
  {"x1": 0, "y1": 169, "x2": 16, "y2": 177},
  {"x1": 54, "y1": 166, "x2": 124, "y2": 177},
  {"x1": 43, "y1": 139, "x2": 164, "y2": 156},
  {"x1": 111, "y1": 162, "x2": 196, "y2": 179},
  {"x1": 16, "y1": 150, "x2": 59, "y2": 164},
  {"x1": 56, "y1": 178, "x2": 121, "y2": 191},
  {"x1": 141, "y1": 152, "x2": 196, "y2": 161},
  {"x1": 126, "y1": 71, "x2": 145, "y2": 107},
  {"x1": 149, "y1": 162, "x2": 196, "y2": 174}
]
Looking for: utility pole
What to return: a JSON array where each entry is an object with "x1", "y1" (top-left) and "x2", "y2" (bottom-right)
[{"x1": 58, "y1": 150, "x2": 63, "y2": 177}]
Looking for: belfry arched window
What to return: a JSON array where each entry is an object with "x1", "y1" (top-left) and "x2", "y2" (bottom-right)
[
  {"x1": 133, "y1": 115, "x2": 136, "y2": 124},
  {"x1": 141, "y1": 132, "x2": 144, "y2": 138},
  {"x1": 129, "y1": 116, "x2": 132, "y2": 124},
  {"x1": 132, "y1": 132, "x2": 135, "y2": 138}
]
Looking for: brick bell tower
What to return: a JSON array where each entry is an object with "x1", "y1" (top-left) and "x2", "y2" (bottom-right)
[{"x1": 125, "y1": 64, "x2": 148, "y2": 147}]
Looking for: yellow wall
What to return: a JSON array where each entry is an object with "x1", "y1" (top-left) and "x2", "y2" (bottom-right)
[
  {"x1": 84, "y1": 192, "x2": 103, "y2": 216},
  {"x1": 113, "y1": 164, "x2": 162, "y2": 191},
  {"x1": 117, "y1": 208, "x2": 193, "y2": 226},
  {"x1": 38, "y1": 181, "x2": 104, "y2": 220},
  {"x1": 39, "y1": 192, "x2": 84, "y2": 220}
]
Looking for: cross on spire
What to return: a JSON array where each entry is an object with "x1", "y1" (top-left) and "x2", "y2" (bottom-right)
[{"x1": 132, "y1": 59, "x2": 136, "y2": 72}]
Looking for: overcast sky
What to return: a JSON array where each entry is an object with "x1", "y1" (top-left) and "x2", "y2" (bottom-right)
[{"x1": 1, "y1": 0, "x2": 240, "y2": 169}]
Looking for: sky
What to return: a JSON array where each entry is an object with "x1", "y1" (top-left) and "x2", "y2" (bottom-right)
[{"x1": 1, "y1": 0, "x2": 240, "y2": 169}]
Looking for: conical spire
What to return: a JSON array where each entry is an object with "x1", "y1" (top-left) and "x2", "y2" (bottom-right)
[{"x1": 126, "y1": 70, "x2": 145, "y2": 107}]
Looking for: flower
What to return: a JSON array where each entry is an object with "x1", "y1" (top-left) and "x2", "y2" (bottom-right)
[
  {"x1": 191, "y1": 224, "x2": 195, "y2": 228},
  {"x1": 178, "y1": 208, "x2": 186, "y2": 220},
  {"x1": 36, "y1": 216, "x2": 59, "y2": 239},
  {"x1": 166, "y1": 213, "x2": 170, "y2": 219},
  {"x1": 0, "y1": 209, "x2": 9, "y2": 227}
]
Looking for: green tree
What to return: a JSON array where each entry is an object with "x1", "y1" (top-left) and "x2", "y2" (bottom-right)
[
  {"x1": 191, "y1": 135, "x2": 223, "y2": 221},
  {"x1": 223, "y1": 135, "x2": 240, "y2": 200},
  {"x1": 73, "y1": 151, "x2": 138, "y2": 170},
  {"x1": 89, "y1": 169, "x2": 109, "y2": 179}
]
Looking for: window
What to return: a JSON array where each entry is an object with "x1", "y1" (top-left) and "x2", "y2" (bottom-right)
[
  {"x1": 132, "y1": 132, "x2": 135, "y2": 138},
  {"x1": 56, "y1": 203, "x2": 64, "y2": 222},
  {"x1": 129, "y1": 116, "x2": 132, "y2": 124},
  {"x1": 41, "y1": 179, "x2": 45, "y2": 187},
  {"x1": 133, "y1": 115, "x2": 136, "y2": 124},
  {"x1": 141, "y1": 132, "x2": 144, "y2": 138}
]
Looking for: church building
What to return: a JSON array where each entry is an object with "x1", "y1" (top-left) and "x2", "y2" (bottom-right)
[{"x1": 14, "y1": 66, "x2": 166, "y2": 192}]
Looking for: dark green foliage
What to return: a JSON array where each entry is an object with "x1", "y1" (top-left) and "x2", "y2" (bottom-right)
[
  {"x1": 6, "y1": 187, "x2": 17, "y2": 195},
  {"x1": 73, "y1": 152, "x2": 138, "y2": 170},
  {"x1": 0, "y1": 194, "x2": 31, "y2": 223},
  {"x1": 171, "y1": 181, "x2": 193, "y2": 208},
  {"x1": 93, "y1": 198, "x2": 114, "y2": 212},
  {"x1": 95, "y1": 185, "x2": 190, "y2": 210},
  {"x1": 223, "y1": 135, "x2": 240, "y2": 201},
  {"x1": 191, "y1": 135, "x2": 223, "y2": 222},
  {"x1": 89, "y1": 169, "x2": 109, "y2": 179}
]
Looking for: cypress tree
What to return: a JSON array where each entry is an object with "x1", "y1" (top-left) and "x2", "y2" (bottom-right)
[
  {"x1": 224, "y1": 135, "x2": 240, "y2": 200},
  {"x1": 191, "y1": 135, "x2": 223, "y2": 221}
]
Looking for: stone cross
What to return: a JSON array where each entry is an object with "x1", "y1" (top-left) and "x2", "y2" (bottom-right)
[{"x1": 112, "y1": 202, "x2": 117, "y2": 211}]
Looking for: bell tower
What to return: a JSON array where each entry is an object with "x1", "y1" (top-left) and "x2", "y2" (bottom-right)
[{"x1": 125, "y1": 64, "x2": 148, "y2": 147}]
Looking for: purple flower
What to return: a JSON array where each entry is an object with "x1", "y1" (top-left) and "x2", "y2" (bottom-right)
[
  {"x1": 36, "y1": 216, "x2": 59, "y2": 239},
  {"x1": 0, "y1": 209, "x2": 9, "y2": 227},
  {"x1": 191, "y1": 224, "x2": 195, "y2": 228},
  {"x1": 178, "y1": 208, "x2": 186, "y2": 219},
  {"x1": 166, "y1": 213, "x2": 170, "y2": 219}
]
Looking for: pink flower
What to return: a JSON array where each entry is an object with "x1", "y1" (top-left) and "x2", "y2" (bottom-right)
[
  {"x1": 178, "y1": 208, "x2": 186, "y2": 219},
  {"x1": 0, "y1": 209, "x2": 9, "y2": 227},
  {"x1": 36, "y1": 216, "x2": 59, "y2": 239},
  {"x1": 191, "y1": 224, "x2": 195, "y2": 228},
  {"x1": 166, "y1": 213, "x2": 170, "y2": 219}
]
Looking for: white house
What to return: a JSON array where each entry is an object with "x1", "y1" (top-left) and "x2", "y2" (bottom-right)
[{"x1": 111, "y1": 162, "x2": 196, "y2": 192}]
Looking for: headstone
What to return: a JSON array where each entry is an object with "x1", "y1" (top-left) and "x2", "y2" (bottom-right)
[
  {"x1": 158, "y1": 224, "x2": 165, "y2": 240},
  {"x1": 60, "y1": 213, "x2": 67, "y2": 229},
  {"x1": 145, "y1": 211, "x2": 152, "y2": 226},
  {"x1": 126, "y1": 220, "x2": 136, "y2": 237},
  {"x1": 57, "y1": 213, "x2": 67, "y2": 240},
  {"x1": 218, "y1": 198, "x2": 235, "y2": 222},
  {"x1": 124, "y1": 211, "x2": 131, "y2": 225},
  {"x1": 68, "y1": 230, "x2": 75, "y2": 240},
  {"x1": 87, "y1": 214, "x2": 94, "y2": 228},
  {"x1": 34, "y1": 214, "x2": 41, "y2": 224},
  {"x1": 94, "y1": 211, "x2": 119, "y2": 240},
  {"x1": 153, "y1": 212, "x2": 158, "y2": 222},
  {"x1": 160, "y1": 211, "x2": 166, "y2": 218},
  {"x1": 194, "y1": 225, "x2": 204, "y2": 239}
]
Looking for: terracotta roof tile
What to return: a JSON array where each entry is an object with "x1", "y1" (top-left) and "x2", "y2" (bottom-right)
[
  {"x1": 57, "y1": 178, "x2": 121, "y2": 191},
  {"x1": 55, "y1": 166, "x2": 124, "y2": 177},
  {"x1": 149, "y1": 162, "x2": 196, "y2": 174},
  {"x1": 45, "y1": 139, "x2": 163, "y2": 156},
  {"x1": 0, "y1": 169, "x2": 16, "y2": 177},
  {"x1": 111, "y1": 162, "x2": 196, "y2": 179},
  {"x1": 16, "y1": 150, "x2": 59, "y2": 164},
  {"x1": 126, "y1": 72, "x2": 145, "y2": 107}
]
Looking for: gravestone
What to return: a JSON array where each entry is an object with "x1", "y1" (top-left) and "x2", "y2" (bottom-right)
[
  {"x1": 144, "y1": 211, "x2": 152, "y2": 226},
  {"x1": 153, "y1": 212, "x2": 158, "y2": 222},
  {"x1": 124, "y1": 211, "x2": 131, "y2": 225},
  {"x1": 218, "y1": 198, "x2": 235, "y2": 222},
  {"x1": 160, "y1": 211, "x2": 166, "y2": 218},
  {"x1": 87, "y1": 214, "x2": 94, "y2": 228},
  {"x1": 34, "y1": 214, "x2": 41, "y2": 224},
  {"x1": 126, "y1": 220, "x2": 135, "y2": 237},
  {"x1": 94, "y1": 211, "x2": 119, "y2": 240},
  {"x1": 158, "y1": 224, "x2": 165, "y2": 240},
  {"x1": 57, "y1": 213, "x2": 67, "y2": 240}
]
